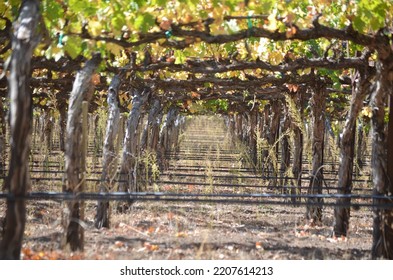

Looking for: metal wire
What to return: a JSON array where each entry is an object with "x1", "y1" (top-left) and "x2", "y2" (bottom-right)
[{"x1": 0, "y1": 191, "x2": 392, "y2": 209}]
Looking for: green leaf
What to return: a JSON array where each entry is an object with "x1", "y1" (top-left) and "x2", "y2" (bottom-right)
[
  {"x1": 352, "y1": 16, "x2": 366, "y2": 32},
  {"x1": 260, "y1": 0, "x2": 275, "y2": 13},
  {"x1": 64, "y1": 36, "x2": 83, "y2": 59},
  {"x1": 43, "y1": 1, "x2": 64, "y2": 22},
  {"x1": 134, "y1": 13, "x2": 155, "y2": 33},
  {"x1": 174, "y1": 50, "x2": 186, "y2": 65},
  {"x1": 153, "y1": 0, "x2": 168, "y2": 6},
  {"x1": 68, "y1": 0, "x2": 96, "y2": 16},
  {"x1": 112, "y1": 14, "x2": 126, "y2": 33}
]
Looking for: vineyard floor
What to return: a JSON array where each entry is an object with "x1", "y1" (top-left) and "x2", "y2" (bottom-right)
[{"x1": 0, "y1": 116, "x2": 373, "y2": 260}]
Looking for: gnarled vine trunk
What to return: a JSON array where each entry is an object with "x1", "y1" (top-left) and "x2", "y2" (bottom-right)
[
  {"x1": 280, "y1": 103, "x2": 291, "y2": 188},
  {"x1": 149, "y1": 108, "x2": 163, "y2": 152},
  {"x1": 95, "y1": 74, "x2": 122, "y2": 229},
  {"x1": 157, "y1": 106, "x2": 179, "y2": 171},
  {"x1": 62, "y1": 54, "x2": 101, "y2": 251},
  {"x1": 306, "y1": 80, "x2": 326, "y2": 224},
  {"x1": 333, "y1": 68, "x2": 372, "y2": 237},
  {"x1": 117, "y1": 86, "x2": 150, "y2": 207},
  {"x1": 0, "y1": 97, "x2": 6, "y2": 177},
  {"x1": 249, "y1": 106, "x2": 258, "y2": 167},
  {"x1": 288, "y1": 91, "x2": 304, "y2": 203},
  {"x1": 58, "y1": 103, "x2": 67, "y2": 152},
  {"x1": 0, "y1": 0, "x2": 40, "y2": 259},
  {"x1": 140, "y1": 99, "x2": 162, "y2": 153},
  {"x1": 268, "y1": 100, "x2": 281, "y2": 187},
  {"x1": 371, "y1": 57, "x2": 393, "y2": 259},
  {"x1": 260, "y1": 104, "x2": 270, "y2": 176}
]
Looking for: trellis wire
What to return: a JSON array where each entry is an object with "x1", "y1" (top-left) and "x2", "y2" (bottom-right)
[{"x1": 0, "y1": 192, "x2": 392, "y2": 209}]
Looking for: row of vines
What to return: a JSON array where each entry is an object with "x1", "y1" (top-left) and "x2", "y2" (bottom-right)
[{"x1": 0, "y1": 0, "x2": 392, "y2": 259}]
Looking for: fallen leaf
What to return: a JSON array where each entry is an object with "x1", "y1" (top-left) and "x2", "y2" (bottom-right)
[
  {"x1": 176, "y1": 232, "x2": 188, "y2": 238},
  {"x1": 147, "y1": 226, "x2": 155, "y2": 234},
  {"x1": 255, "y1": 242, "x2": 263, "y2": 249},
  {"x1": 144, "y1": 242, "x2": 159, "y2": 251},
  {"x1": 167, "y1": 212, "x2": 174, "y2": 220}
]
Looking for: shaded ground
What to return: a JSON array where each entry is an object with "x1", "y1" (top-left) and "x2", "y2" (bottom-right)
[{"x1": 0, "y1": 116, "x2": 373, "y2": 259}]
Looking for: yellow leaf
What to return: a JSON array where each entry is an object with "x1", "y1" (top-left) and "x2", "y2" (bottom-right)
[
  {"x1": 106, "y1": 43, "x2": 123, "y2": 57},
  {"x1": 266, "y1": 13, "x2": 277, "y2": 31},
  {"x1": 361, "y1": 106, "x2": 372, "y2": 118},
  {"x1": 88, "y1": 21, "x2": 102, "y2": 37},
  {"x1": 269, "y1": 51, "x2": 284, "y2": 65}
]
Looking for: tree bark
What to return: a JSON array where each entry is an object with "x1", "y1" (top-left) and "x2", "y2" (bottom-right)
[
  {"x1": 333, "y1": 69, "x2": 372, "y2": 237},
  {"x1": 43, "y1": 110, "x2": 53, "y2": 151},
  {"x1": 95, "y1": 74, "x2": 122, "y2": 229},
  {"x1": 260, "y1": 104, "x2": 270, "y2": 176},
  {"x1": 235, "y1": 113, "x2": 243, "y2": 141},
  {"x1": 0, "y1": 0, "x2": 40, "y2": 260},
  {"x1": 58, "y1": 103, "x2": 67, "y2": 152},
  {"x1": 285, "y1": 88, "x2": 305, "y2": 202},
  {"x1": 117, "y1": 87, "x2": 150, "y2": 200},
  {"x1": 306, "y1": 79, "x2": 327, "y2": 224},
  {"x1": 249, "y1": 106, "x2": 258, "y2": 167},
  {"x1": 355, "y1": 120, "x2": 365, "y2": 175},
  {"x1": 280, "y1": 103, "x2": 291, "y2": 188},
  {"x1": 0, "y1": 97, "x2": 6, "y2": 177},
  {"x1": 140, "y1": 99, "x2": 162, "y2": 153},
  {"x1": 62, "y1": 54, "x2": 101, "y2": 251},
  {"x1": 149, "y1": 108, "x2": 163, "y2": 152},
  {"x1": 371, "y1": 57, "x2": 393, "y2": 259},
  {"x1": 268, "y1": 100, "x2": 281, "y2": 186},
  {"x1": 157, "y1": 106, "x2": 179, "y2": 171}
]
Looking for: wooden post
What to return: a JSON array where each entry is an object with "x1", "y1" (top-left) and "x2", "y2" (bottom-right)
[{"x1": 0, "y1": 0, "x2": 40, "y2": 260}]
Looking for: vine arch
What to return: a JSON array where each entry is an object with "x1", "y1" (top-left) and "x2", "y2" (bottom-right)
[{"x1": 0, "y1": 0, "x2": 392, "y2": 259}]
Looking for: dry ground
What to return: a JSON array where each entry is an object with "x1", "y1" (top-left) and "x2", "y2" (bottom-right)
[{"x1": 0, "y1": 199, "x2": 373, "y2": 260}]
